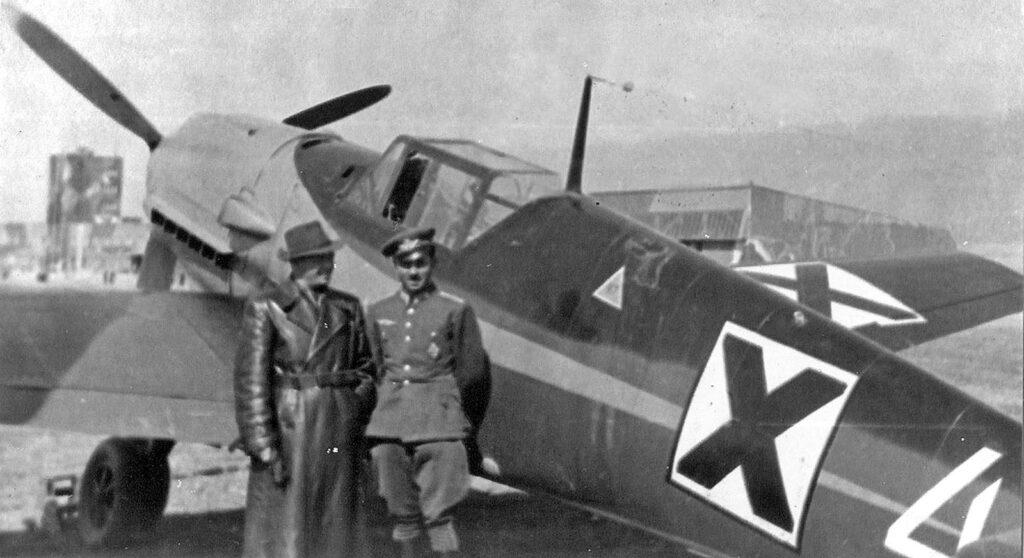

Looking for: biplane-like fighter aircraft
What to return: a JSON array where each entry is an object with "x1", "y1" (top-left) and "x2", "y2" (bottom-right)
[{"x1": 1, "y1": 5, "x2": 1021, "y2": 557}]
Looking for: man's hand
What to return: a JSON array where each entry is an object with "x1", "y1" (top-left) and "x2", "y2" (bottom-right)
[
  {"x1": 256, "y1": 446, "x2": 289, "y2": 487},
  {"x1": 257, "y1": 446, "x2": 278, "y2": 465}
]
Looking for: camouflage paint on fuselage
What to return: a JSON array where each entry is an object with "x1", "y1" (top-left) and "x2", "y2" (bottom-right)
[
  {"x1": 1, "y1": 114, "x2": 1018, "y2": 557},
  {"x1": 4, "y1": 5, "x2": 1019, "y2": 554},
  {"x1": 302, "y1": 150, "x2": 1020, "y2": 556}
]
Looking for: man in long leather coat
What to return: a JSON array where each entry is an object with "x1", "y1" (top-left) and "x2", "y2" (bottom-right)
[{"x1": 234, "y1": 221, "x2": 375, "y2": 558}]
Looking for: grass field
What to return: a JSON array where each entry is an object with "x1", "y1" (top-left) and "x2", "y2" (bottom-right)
[
  {"x1": 937, "y1": 242, "x2": 1023, "y2": 419},
  {"x1": 1, "y1": 244, "x2": 1020, "y2": 556},
  {"x1": 903, "y1": 313, "x2": 1022, "y2": 420}
]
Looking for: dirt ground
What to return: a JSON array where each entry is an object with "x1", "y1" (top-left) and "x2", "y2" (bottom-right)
[{"x1": 0, "y1": 443, "x2": 689, "y2": 557}]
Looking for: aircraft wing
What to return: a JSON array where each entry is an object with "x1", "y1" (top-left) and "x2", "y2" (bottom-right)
[
  {"x1": 0, "y1": 287, "x2": 241, "y2": 443},
  {"x1": 738, "y1": 251, "x2": 1022, "y2": 351}
]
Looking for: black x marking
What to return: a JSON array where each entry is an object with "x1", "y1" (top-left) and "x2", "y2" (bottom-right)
[{"x1": 676, "y1": 334, "x2": 846, "y2": 531}]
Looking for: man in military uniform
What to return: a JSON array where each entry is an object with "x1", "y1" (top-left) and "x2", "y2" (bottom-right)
[
  {"x1": 234, "y1": 221, "x2": 375, "y2": 558},
  {"x1": 365, "y1": 227, "x2": 490, "y2": 557}
]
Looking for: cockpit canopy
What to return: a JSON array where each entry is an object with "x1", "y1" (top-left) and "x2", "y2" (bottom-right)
[{"x1": 345, "y1": 136, "x2": 561, "y2": 251}]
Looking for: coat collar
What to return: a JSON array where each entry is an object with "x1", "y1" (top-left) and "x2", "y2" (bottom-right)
[
  {"x1": 267, "y1": 278, "x2": 319, "y2": 337},
  {"x1": 268, "y1": 279, "x2": 352, "y2": 359}
]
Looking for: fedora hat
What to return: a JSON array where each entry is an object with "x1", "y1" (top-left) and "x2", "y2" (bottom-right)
[{"x1": 277, "y1": 221, "x2": 344, "y2": 261}]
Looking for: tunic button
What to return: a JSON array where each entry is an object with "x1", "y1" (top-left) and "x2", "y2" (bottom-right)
[
  {"x1": 403, "y1": 364, "x2": 411, "y2": 372},
  {"x1": 407, "y1": 308, "x2": 415, "y2": 315},
  {"x1": 405, "y1": 322, "x2": 412, "y2": 328},
  {"x1": 404, "y1": 336, "x2": 411, "y2": 342}
]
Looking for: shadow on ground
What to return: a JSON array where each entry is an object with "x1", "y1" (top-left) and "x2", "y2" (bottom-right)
[{"x1": 1, "y1": 489, "x2": 685, "y2": 557}]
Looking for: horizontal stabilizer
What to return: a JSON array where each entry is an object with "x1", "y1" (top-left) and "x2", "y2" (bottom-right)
[{"x1": 838, "y1": 252, "x2": 1022, "y2": 350}]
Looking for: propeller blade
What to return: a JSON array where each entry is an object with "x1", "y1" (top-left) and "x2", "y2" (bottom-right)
[
  {"x1": 283, "y1": 85, "x2": 391, "y2": 129},
  {"x1": 4, "y1": 3, "x2": 162, "y2": 150}
]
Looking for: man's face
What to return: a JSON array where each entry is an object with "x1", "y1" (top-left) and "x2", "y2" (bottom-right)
[
  {"x1": 395, "y1": 249, "x2": 434, "y2": 296},
  {"x1": 291, "y1": 254, "x2": 334, "y2": 292}
]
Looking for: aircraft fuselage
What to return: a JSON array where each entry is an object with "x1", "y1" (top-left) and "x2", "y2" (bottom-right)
[
  {"x1": 137, "y1": 115, "x2": 1020, "y2": 557},
  {"x1": 5, "y1": 5, "x2": 1019, "y2": 554}
]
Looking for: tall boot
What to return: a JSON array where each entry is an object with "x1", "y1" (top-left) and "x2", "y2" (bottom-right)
[{"x1": 397, "y1": 538, "x2": 418, "y2": 558}]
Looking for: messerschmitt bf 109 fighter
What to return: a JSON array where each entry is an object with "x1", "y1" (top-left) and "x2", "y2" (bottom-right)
[{"x1": 1, "y1": 4, "x2": 1020, "y2": 556}]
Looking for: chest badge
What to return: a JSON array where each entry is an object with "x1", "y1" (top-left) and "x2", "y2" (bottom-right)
[{"x1": 427, "y1": 342, "x2": 441, "y2": 359}]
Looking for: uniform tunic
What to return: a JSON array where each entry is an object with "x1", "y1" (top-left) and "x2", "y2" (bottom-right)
[
  {"x1": 365, "y1": 284, "x2": 490, "y2": 548},
  {"x1": 234, "y1": 280, "x2": 374, "y2": 558},
  {"x1": 365, "y1": 285, "x2": 489, "y2": 443}
]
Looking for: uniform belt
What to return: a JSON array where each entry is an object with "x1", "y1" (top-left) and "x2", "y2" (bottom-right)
[
  {"x1": 389, "y1": 377, "x2": 437, "y2": 386},
  {"x1": 276, "y1": 370, "x2": 360, "y2": 390}
]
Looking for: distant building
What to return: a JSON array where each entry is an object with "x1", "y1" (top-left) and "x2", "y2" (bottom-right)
[
  {"x1": 0, "y1": 223, "x2": 27, "y2": 251},
  {"x1": 46, "y1": 148, "x2": 125, "y2": 272},
  {"x1": 90, "y1": 218, "x2": 150, "y2": 273},
  {"x1": 48, "y1": 147, "x2": 123, "y2": 224},
  {"x1": 0, "y1": 223, "x2": 29, "y2": 276},
  {"x1": 0, "y1": 219, "x2": 148, "y2": 277},
  {"x1": 0, "y1": 223, "x2": 48, "y2": 274},
  {"x1": 591, "y1": 184, "x2": 956, "y2": 266}
]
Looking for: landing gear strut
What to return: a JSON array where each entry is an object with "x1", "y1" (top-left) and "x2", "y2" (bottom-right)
[{"x1": 75, "y1": 437, "x2": 174, "y2": 547}]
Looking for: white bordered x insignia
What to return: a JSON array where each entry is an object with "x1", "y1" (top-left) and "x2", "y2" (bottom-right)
[
  {"x1": 738, "y1": 263, "x2": 925, "y2": 328},
  {"x1": 669, "y1": 321, "x2": 859, "y2": 547}
]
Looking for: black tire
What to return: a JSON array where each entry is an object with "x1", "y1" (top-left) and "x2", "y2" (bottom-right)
[
  {"x1": 135, "y1": 441, "x2": 171, "y2": 530},
  {"x1": 76, "y1": 437, "x2": 171, "y2": 548}
]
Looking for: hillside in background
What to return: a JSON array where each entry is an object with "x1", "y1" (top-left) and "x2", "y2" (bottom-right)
[{"x1": 522, "y1": 112, "x2": 1022, "y2": 244}]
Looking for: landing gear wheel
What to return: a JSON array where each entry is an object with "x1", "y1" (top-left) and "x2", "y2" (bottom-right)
[
  {"x1": 136, "y1": 443, "x2": 171, "y2": 529},
  {"x1": 76, "y1": 438, "x2": 172, "y2": 548}
]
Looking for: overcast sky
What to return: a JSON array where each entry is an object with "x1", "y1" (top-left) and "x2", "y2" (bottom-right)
[{"x1": 1, "y1": 0, "x2": 1021, "y2": 222}]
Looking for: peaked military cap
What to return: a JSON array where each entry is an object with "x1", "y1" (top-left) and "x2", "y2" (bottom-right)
[
  {"x1": 278, "y1": 221, "x2": 344, "y2": 260},
  {"x1": 381, "y1": 227, "x2": 436, "y2": 258}
]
